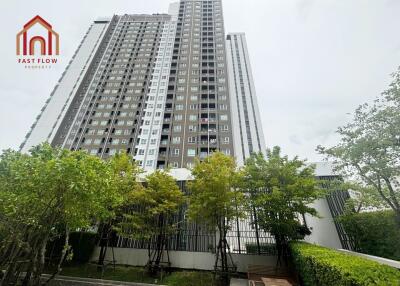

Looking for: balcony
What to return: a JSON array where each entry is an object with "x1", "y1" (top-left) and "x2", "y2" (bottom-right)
[{"x1": 200, "y1": 152, "x2": 208, "y2": 159}]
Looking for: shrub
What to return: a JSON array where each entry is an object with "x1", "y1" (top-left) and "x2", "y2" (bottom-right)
[
  {"x1": 290, "y1": 242, "x2": 400, "y2": 286},
  {"x1": 47, "y1": 231, "x2": 97, "y2": 263},
  {"x1": 339, "y1": 210, "x2": 400, "y2": 261}
]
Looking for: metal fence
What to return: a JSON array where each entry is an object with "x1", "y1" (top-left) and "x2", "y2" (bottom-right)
[
  {"x1": 112, "y1": 176, "x2": 352, "y2": 254},
  {"x1": 112, "y1": 180, "x2": 275, "y2": 254}
]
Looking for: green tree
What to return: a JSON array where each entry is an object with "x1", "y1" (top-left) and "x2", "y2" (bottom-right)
[
  {"x1": 337, "y1": 181, "x2": 385, "y2": 214},
  {"x1": 242, "y1": 148, "x2": 323, "y2": 264},
  {"x1": 116, "y1": 169, "x2": 184, "y2": 274},
  {"x1": 0, "y1": 144, "x2": 125, "y2": 285},
  {"x1": 318, "y1": 68, "x2": 400, "y2": 227},
  {"x1": 187, "y1": 152, "x2": 244, "y2": 286},
  {"x1": 97, "y1": 152, "x2": 143, "y2": 267}
]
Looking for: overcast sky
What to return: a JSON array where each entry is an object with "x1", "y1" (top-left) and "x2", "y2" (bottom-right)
[{"x1": 1, "y1": 0, "x2": 400, "y2": 161}]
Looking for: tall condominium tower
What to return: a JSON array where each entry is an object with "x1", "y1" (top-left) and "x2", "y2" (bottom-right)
[
  {"x1": 18, "y1": 1, "x2": 351, "y2": 252},
  {"x1": 21, "y1": 0, "x2": 265, "y2": 170},
  {"x1": 226, "y1": 33, "x2": 266, "y2": 166},
  {"x1": 155, "y1": 0, "x2": 234, "y2": 170}
]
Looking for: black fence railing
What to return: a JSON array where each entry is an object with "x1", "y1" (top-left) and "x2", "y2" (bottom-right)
[{"x1": 111, "y1": 176, "x2": 352, "y2": 254}]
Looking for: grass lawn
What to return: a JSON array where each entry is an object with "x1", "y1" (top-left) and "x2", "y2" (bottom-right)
[{"x1": 58, "y1": 264, "x2": 215, "y2": 286}]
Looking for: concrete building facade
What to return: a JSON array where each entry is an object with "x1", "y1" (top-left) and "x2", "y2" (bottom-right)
[
  {"x1": 20, "y1": 0, "x2": 349, "y2": 254},
  {"x1": 226, "y1": 33, "x2": 266, "y2": 166},
  {"x1": 21, "y1": 1, "x2": 266, "y2": 171}
]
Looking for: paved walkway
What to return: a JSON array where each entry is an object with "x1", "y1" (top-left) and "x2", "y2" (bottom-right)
[
  {"x1": 44, "y1": 275, "x2": 164, "y2": 286},
  {"x1": 230, "y1": 278, "x2": 248, "y2": 286}
]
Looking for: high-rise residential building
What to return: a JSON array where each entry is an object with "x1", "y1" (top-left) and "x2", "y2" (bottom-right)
[
  {"x1": 20, "y1": 0, "x2": 264, "y2": 170},
  {"x1": 19, "y1": 0, "x2": 351, "y2": 256},
  {"x1": 226, "y1": 33, "x2": 266, "y2": 166},
  {"x1": 155, "y1": 0, "x2": 234, "y2": 170},
  {"x1": 20, "y1": 12, "x2": 175, "y2": 166}
]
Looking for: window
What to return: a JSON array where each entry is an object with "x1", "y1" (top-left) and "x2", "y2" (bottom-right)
[
  {"x1": 189, "y1": 115, "x2": 197, "y2": 121},
  {"x1": 172, "y1": 137, "x2": 181, "y2": 144},
  {"x1": 173, "y1": 148, "x2": 180, "y2": 156},
  {"x1": 188, "y1": 136, "x2": 196, "y2": 143},
  {"x1": 173, "y1": 125, "x2": 182, "y2": 132},
  {"x1": 220, "y1": 114, "x2": 228, "y2": 121},
  {"x1": 189, "y1": 125, "x2": 197, "y2": 132},
  {"x1": 187, "y1": 149, "x2": 196, "y2": 157}
]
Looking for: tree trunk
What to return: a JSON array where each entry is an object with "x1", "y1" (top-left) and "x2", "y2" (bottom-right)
[
  {"x1": 1, "y1": 245, "x2": 24, "y2": 286},
  {"x1": 154, "y1": 214, "x2": 165, "y2": 270},
  {"x1": 395, "y1": 210, "x2": 400, "y2": 229},
  {"x1": 216, "y1": 223, "x2": 229, "y2": 286},
  {"x1": 22, "y1": 260, "x2": 34, "y2": 286},
  {"x1": 32, "y1": 237, "x2": 48, "y2": 285},
  {"x1": 44, "y1": 228, "x2": 70, "y2": 285},
  {"x1": 97, "y1": 223, "x2": 110, "y2": 271}
]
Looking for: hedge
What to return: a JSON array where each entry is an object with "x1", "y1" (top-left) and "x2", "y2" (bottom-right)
[
  {"x1": 290, "y1": 242, "x2": 400, "y2": 286},
  {"x1": 339, "y1": 210, "x2": 400, "y2": 261}
]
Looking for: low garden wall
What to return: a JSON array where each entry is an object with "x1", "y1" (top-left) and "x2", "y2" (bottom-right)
[{"x1": 91, "y1": 247, "x2": 277, "y2": 273}]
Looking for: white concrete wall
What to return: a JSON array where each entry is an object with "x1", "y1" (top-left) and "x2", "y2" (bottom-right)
[
  {"x1": 337, "y1": 249, "x2": 400, "y2": 269},
  {"x1": 91, "y1": 247, "x2": 277, "y2": 273},
  {"x1": 304, "y1": 198, "x2": 343, "y2": 249}
]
